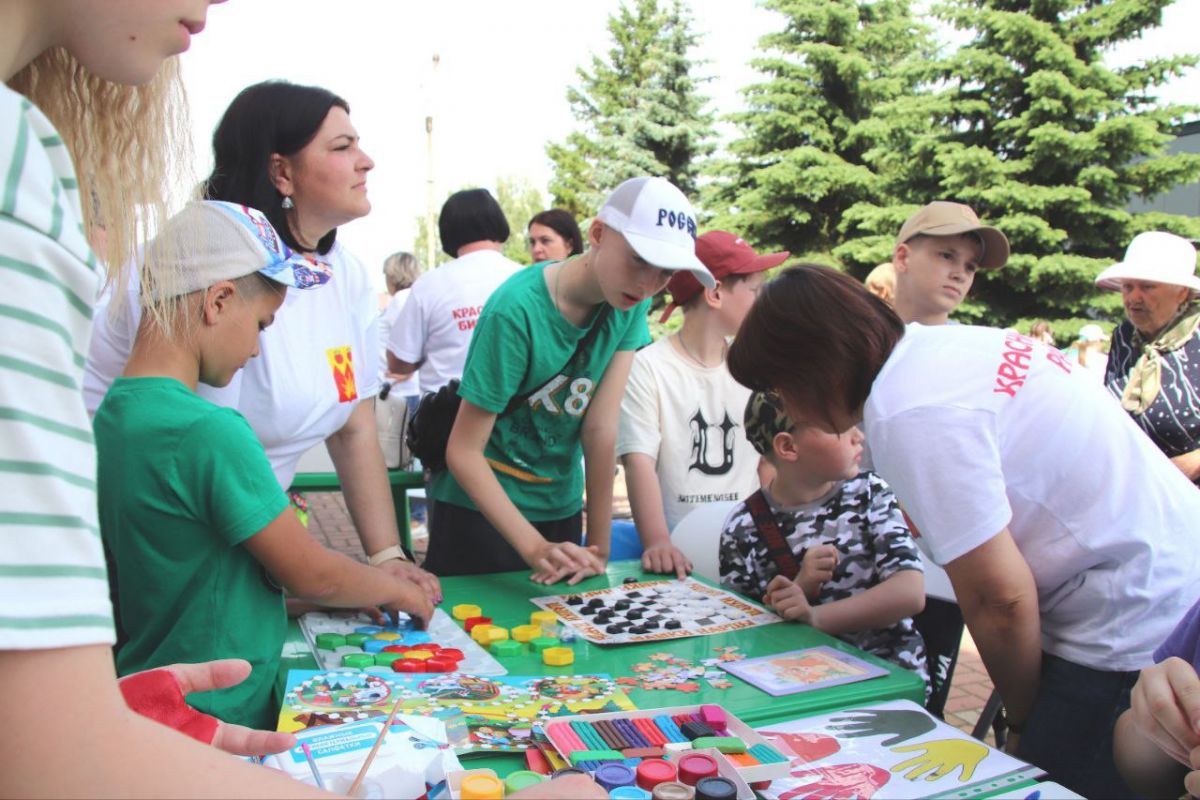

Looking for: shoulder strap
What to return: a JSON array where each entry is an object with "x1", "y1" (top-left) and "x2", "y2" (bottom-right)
[
  {"x1": 500, "y1": 305, "x2": 613, "y2": 417},
  {"x1": 745, "y1": 489, "x2": 802, "y2": 581}
]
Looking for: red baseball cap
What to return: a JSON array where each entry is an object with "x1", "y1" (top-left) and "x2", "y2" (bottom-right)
[{"x1": 659, "y1": 230, "x2": 789, "y2": 322}]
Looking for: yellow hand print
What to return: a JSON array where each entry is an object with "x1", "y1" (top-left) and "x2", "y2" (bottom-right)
[{"x1": 889, "y1": 738, "x2": 988, "y2": 782}]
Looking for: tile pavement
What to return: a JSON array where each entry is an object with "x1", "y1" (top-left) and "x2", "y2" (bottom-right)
[{"x1": 304, "y1": 489, "x2": 997, "y2": 742}]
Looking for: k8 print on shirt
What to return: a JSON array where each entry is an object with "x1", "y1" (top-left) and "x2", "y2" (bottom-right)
[
  {"x1": 325, "y1": 345, "x2": 358, "y2": 403},
  {"x1": 528, "y1": 375, "x2": 595, "y2": 416}
]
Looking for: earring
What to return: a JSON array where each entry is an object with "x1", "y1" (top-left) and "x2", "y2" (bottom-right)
[{"x1": 281, "y1": 196, "x2": 294, "y2": 210}]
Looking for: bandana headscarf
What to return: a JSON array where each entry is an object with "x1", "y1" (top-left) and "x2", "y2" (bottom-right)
[{"x1": 1121, "y1": 301, "x2": 1200, "y2": 415}]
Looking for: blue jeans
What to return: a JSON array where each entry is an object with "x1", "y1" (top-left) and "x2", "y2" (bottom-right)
[{"x1": 1017, "y1": 653, "x2": 1138, "y2": 799}]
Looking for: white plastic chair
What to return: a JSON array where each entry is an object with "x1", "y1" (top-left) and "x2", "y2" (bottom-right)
[{"x1": 669, "y1": 500, "x2": 738, "y2": 583}]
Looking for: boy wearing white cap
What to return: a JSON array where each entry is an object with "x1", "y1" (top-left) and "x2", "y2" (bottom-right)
[
  {"x1": 95, "y1": 201, "x2": 433, "y2": 730},
  {"x1": 892, "y1": 201, "x2": 1010, "y2": 325},
  {"x1": 424, "y1": 177, "x2": 715, "y2": 584}
]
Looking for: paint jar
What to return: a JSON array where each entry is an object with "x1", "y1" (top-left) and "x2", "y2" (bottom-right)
[{"x1": 652, "y1": 781, "x2": 697, "y2": 800}]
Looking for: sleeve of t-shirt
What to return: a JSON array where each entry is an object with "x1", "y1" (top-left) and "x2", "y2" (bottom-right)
[
  {"x1": 175, "y1": 410, "x2": 290, "y2": 546},
  {"x1": 616, "y1": 300, "x2": 653, "y2": 351},
  {"x1": 718, "y1": 502, "x2": 766, "y2": 601},
  {"x1": 868, "y1": 405, "x2": 1012, "y2": 566},
  {"x1": 862, "y1": 474, "x2": 923, "y2": 580},
  {"x1": 388, "y1": 277, "x2": 428, "y2": 364},
  {"x1": 83, "y1": 270, "x2": 141, "y2": 416},
  {"x1": 617, "y1": 349, "x2": 662, "y2": 458},
  {"x1": 456, "y1": 303, "x2": 533, "y2": 414},
  {"x1": 1154, "y1": 598, "x2": 1200, "y2": 667}
]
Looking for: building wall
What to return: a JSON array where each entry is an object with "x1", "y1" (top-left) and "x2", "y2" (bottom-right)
[{"x1": 1129, "y1": 120, "x2": 1200, "y2": 217}]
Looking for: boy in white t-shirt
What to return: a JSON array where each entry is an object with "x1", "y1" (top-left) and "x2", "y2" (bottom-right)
[
  {"x1": 387, "y1": 189, "x2": 522, "y2": 392},
  {"x1": 891, "y1": 201, "x2": 1009, "y2": 325},
  {"x1": 618, "y1": 231, "x2": 788, "y2": 577}
]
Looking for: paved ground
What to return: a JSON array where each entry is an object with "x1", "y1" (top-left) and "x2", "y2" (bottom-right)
[{"x1": 305, "y1": 487, "x2": 997, "y2": 745}]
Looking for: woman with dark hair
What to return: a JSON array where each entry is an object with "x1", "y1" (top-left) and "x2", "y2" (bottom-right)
[
  {"x1": 85, "y1": 80, "x2": 441, "y2": 602},
  {"x1": 528, "y1": 208, "x2": 584, "y2": 262},
  {"x1": 727, "y1": 264, "x2": 1200, "y2": 799}
]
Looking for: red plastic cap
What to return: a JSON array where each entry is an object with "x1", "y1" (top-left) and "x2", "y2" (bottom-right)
[
  {"x1": 677, "y1": 753, "x2": 719, "y2": 786},
  {"x1": 636, "y1": 758, "x2": 678, "y2": 790}
]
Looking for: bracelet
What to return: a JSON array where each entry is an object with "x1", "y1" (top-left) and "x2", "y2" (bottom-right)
[{"x1": 368, "y1": 545, "x2": 410, "y2": 567}]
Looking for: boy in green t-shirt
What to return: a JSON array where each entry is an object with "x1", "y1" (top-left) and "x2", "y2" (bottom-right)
[{"x1": 95, "y1": 201, "x2": 433, "y2": 730}]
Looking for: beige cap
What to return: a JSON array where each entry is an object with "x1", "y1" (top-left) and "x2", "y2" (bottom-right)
[{"x1": 896, "y1": 201, "x2": 1010, "y2": 269}]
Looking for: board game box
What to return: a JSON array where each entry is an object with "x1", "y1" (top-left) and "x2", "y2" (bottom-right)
[
  {"x1": 277, "y1": 669, "x2": 636, "y2": 755},
  {"x1": 530, "y1": 577, "x2": 781, "y2": 645}
]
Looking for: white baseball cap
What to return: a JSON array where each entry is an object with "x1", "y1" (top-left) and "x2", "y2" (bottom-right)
[
  {"x1": 1094, "y1": 231, "x2": 1200, "y2": 292},
  {"x1": 596, "y1": 177, "x2": 715, "y2": 288},
  {"x1": 145, "y1": 200, "x2": 333, "y2": 299}
]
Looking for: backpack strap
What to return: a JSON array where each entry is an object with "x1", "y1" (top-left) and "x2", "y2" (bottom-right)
[
  {"x1": 744, "y1": 489, "x2": 802, "y2": 581},
  {"x1": 501, "y1": 305, "x2": 613, "y2": 417}
]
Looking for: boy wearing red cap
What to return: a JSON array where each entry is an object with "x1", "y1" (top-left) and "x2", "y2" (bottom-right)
[{"x1": 618, "y1": 231, "x2": 788, "y2": 577}]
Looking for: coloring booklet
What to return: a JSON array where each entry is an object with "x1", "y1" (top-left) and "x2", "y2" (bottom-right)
[
  {"x1": 719, "y1": 646, "x2": 888, "y2": 695},
  {"x1": 756, "y1": 699, "x2": 1044, "y2": 800}
]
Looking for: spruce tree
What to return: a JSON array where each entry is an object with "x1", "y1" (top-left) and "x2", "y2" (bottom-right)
[
  {"x1": 705, "y1": 0, "x2": 934, "y2": 256},
  {"x1": 836, "y1": 0, "x2": 1200, "y2": 330},
  {"x1": 546, "y1": 0, "x2": 715, "y2": 218}
]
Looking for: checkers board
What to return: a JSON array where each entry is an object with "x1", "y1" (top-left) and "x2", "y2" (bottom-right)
[{"x1": 531, "y1": 578, "x2": 781, "y2": 645}]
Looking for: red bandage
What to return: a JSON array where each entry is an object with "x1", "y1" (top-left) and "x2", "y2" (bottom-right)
[{"x1": 118, "y1": 668, "x2": 219, "y2": 744}]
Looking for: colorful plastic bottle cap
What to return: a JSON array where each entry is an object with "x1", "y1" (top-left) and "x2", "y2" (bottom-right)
[
  {"x1": 382, "y1": 644, "x2": 409, "y2": 653},
  {"x1": 424, "y1": 656, "x2": 456, "y2": 672},
  {"x1": 315, "y1": 633, "x2": 346, "y2": 650},
  {"x1": 652, "y1": 781, "x2": 697, "y2": 800},
  {"x1": 611, "y1": 787, "x2": 653, "y2": 800},
  {"x1": 637, "y1": 758, "x2": 678, "y2": 790},
  {"x1": 373, "y1": 631, "x2": 402, "y2": 641},
  {"x1": 460, "y1": 774, "x2": 504, "y2": 800},
  {"x1": 453, "y1": 603, "x2": 482, "y2": 621},
  {"x1": 484, "y1": 627, "x2": 509, "y2": 645},
  {"x1": 530, "y1": 636, "x2": 558, "y2": 653},
  {"x1": 373, "y1": 652, "x2": 404, "y2": 667},
  {"x1": 491, "y1": 639, "x2": 523, "y2": 657},
  {"x1": 504, "y1": 770, "x2": 546, "y2": 793},
  {"x1": 437, "y1": 647, "x2": 465, "y2": 662},
  {"x1": 341, "y1": 653, "x2": 375, "y2": 669},
  {"x1": 353, "y1": 625, "x2": 383, "y2": 634},
  {"x1": 403, "y1": 649, "x2": 434, "y2": 661},
  {"x1": 542, "y1": 646, "x2": 574, "y2": 666},
  {"x1": 694, "y1": 776, "x2": 737, "y2": 800},
  {"x1": 470, "y1": 624, "x2": 496, "y2": 643},
  {"x1": 393, "y1": 659, "x2": 423, "y2": 673},
  {"x1": 404, "y1": 631, "x2": 432, "y2": 644},
  {"x1": 530, "y1": 610, "x2": 558, "y2": 627},
  {"x1": 595, "y1": 762, "x2": 637, "y2": 791},
  {"x1": 464, "y1": 616, "x2": 492, "y2": 632},
  {"x1": 512, "y1": 624, "x2": 542, "y2": 642},
  {"x1": 362, "y1": 639, "x2": 388, "y2": 654},
  {"x1": 677, "y1": 753, "x2": 719, "y2": 786},
  {"x1": 345, "y1": 633, "x2": 370, "y2": 647}
]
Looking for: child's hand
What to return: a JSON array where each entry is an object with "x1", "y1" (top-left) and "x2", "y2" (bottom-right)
[
  {"x1": 528, "y1": 541, "x2": 605, "y2": 586},
  {"x1": 799, "y1": 544, "x2": 838, "y2": 599},
  {"x1": 1129, "y1": 657, "x2": 1200, "y2": 766},
  {"x1": 378, "y1": 558, "x2": 443, "y2": 605},
  {"x1": 641, "y1": 541, "x2": 692, "y2": 579},
  {"x1": 384, "y1": 582, "x2": 434, "y2": 631},
  {"x1": 764, "y1": 574, "x2": 817, "y2": 625}
]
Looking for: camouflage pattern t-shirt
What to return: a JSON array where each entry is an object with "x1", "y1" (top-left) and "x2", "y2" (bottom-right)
[{"x1": 719, "y1": 472, "x2": 928, "y2": 688}]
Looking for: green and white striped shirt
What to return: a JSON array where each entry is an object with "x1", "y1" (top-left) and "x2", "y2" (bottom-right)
[{"x1": 0, "y1": 83, "x2": 114, "y2": 647}]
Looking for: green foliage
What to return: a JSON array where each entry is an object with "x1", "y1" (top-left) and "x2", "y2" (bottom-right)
[
  {"x1": 835, "y1": 0, "x2": 1200, "y2": 327},
  {"x1": 546, "y1": 0, "x2": 716, "y2": 217},
  {"x1": 705, "y1": 0, "x2": 936, "y2": 256},
  {"x1": 413, "y1": 176, "x2": 546, "y2": 268}
]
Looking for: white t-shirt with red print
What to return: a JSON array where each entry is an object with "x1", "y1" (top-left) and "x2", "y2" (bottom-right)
[
  {"x1": 84, "y1": 241, "x2": 381, "y2": 490},
  {"x1": 386, "y1": 248, "x2": 522, "y2": 392},
  {"x1": 863, "y1": 323, "x2": 1200, "y2": 672}
]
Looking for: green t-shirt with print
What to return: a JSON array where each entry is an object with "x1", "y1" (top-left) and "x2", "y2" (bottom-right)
[
  {"x1": 95, "y1": 377, "x2": 289, "y2": 730},
  {"x1": 431, "y1": 263, "x2": 652, "y2": 520}
]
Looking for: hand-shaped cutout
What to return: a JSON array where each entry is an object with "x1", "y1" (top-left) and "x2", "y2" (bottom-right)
[
  {"x1": 890, "y1": 738, "x2": 988, "y2": 782},
  {"x1": 778, "y1": 763, "x2": 891, "y2": 799},
  {"x1": 760, "y1": 730, "x2": 841, "y2": 762},
  {"x1": 827, "y1": 708, "x2": 937, "y2": 746}
]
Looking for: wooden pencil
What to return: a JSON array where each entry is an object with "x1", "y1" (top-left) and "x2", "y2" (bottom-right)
[{"x1": 348, "y1": 695, "x2": 404, "y2": 796}]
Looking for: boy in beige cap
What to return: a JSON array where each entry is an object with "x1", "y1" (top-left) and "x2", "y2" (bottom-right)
[{"x1": 892, "y1": 201, "x2": 1010, "y2": 325}]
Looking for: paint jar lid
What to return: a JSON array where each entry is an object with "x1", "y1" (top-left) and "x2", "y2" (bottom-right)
[
  {"x1": 503, "y1": 770, "x2": 545, "y2": 793},
  {"x1": 460, "y1": 774, "x2": 504, "y2": 800},
  {"x1": 595, "y1": 762, "x2": 637, "y2": 790},
  {"x1": 695, "y1": 775, "x2": 738, "y2": 800},
  {"x1": 677, "y1": 753, "x2": 719, "y2": 786},
  {"x1": 652, "y1": 781, "x2": 697, "y2": 800},
  {"x1": 637, "y1": 758, "x2": 678, "y2": 789}
]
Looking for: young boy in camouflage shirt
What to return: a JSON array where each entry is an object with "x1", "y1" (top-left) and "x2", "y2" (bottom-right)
[{"x1": 719, "y1": 391, "x2": 928, "y2": 687}]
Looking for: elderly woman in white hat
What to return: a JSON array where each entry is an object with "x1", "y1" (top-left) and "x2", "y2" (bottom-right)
[{"x1": 1096, "y1": 231, "x2": 1200, "y2": 484}]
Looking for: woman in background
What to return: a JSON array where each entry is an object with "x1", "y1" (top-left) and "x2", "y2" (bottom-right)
[{"x1": 528, "y1": 207, "x2": 583, "y2": 262}]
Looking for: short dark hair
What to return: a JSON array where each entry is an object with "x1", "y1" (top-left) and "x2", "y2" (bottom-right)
[
  {"x1": 203, "y1": 80, "x2": 349, "y2": 255},
  {"x1": 528, "y1": 208, "x2": 584, "y2": 256},
  {"x1": 439, "y1": 189, "x2": 510, "y2": 257},
  {"x1": 727, "y1": 264, "x2": 904, "y2": 430}
]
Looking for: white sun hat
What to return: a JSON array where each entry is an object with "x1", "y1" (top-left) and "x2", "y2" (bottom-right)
[{"x1": 1094, "y1": 231, "x2": 1200, "y2": 292}]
